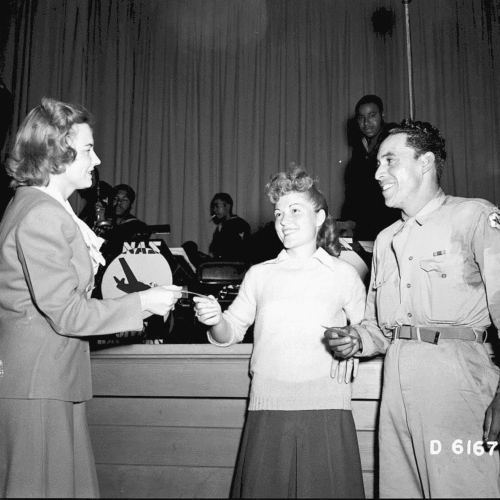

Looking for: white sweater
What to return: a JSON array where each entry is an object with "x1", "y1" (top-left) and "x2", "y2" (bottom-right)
[{"x1": 209, "y1": 247, "x2": 366, "y2": 411}]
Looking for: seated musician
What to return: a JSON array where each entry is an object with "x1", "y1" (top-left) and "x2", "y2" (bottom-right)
[
  {"x1": 109, "y1": 184, "x2": 146, "y2": 238},
  {"x1": 183, "y1": 193, "x2": 251, "y2": 268},
  {"x1": 100, "y1": 184, "x2": 147, "y2": 258},
  {"x1": 209, "y1": 192, "x2": 251, "y2": 262}
]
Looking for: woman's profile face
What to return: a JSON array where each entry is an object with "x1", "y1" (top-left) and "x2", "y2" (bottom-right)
[{"x1": 63, "y1": 123, "x2": 101, "y2": 193}]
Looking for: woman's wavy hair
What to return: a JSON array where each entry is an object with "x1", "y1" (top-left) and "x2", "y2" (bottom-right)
[
  {"x1": 265, "y1": 164, "x2": 341, "y2": 257},
  {"x1": 6, "y1": 97, "x2": 94, "y2": 188}
]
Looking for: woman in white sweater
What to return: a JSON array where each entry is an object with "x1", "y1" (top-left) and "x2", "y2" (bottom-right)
[{"x1": 194, "y1": 166, "x2": 366, "y2": 498}]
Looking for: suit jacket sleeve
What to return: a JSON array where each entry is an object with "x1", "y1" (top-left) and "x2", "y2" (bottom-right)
[{"x1": 16, "y1": 201, "x2": 144, "y2": 337}]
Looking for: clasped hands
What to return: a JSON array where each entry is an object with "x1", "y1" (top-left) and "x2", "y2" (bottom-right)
[{"x1": 324, "y1": 326, "x2": 363, "y2": 384}]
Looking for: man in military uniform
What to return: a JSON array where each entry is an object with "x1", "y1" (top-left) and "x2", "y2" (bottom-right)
[{"x1": 326, "y1": 120, "x2": 500, "y2": 498}]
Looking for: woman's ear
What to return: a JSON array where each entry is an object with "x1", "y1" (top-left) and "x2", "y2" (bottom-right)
[{"x1": 316, "y1": 209, "x2": 326, "y2": 227}]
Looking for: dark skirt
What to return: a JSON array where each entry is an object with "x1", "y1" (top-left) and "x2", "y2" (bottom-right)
[{"x1": 231, "y1": 409, "x2": 365, "y2": 499}]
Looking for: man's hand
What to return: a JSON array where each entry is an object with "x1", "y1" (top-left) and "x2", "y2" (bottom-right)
[
  {"x1": 324, "y1": 325, "x2": 362, "y2": 358},
  {"x1": 484, "y1": 393, "x2": 500, "y2": 444},
  {"x1": 94, "y1": 200, "x2": 106, "y2": 213}
]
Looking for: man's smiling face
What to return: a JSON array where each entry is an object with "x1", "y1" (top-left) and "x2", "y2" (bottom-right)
[{"x1": 375, "y1": 133, "x2": 427, "y2": 217}]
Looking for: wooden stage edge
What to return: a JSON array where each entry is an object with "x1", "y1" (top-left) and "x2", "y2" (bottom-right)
[{"x1": 89, "y1": 343, "x2": 384, "y2": 498}]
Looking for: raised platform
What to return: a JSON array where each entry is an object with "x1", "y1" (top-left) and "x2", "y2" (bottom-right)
[{"x1": 89, "y1": 343, "x2": 383, "y2": 498}]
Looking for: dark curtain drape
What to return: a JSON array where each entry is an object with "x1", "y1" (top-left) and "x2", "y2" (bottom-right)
[{"x1": 1, "y1": 0, "x2": 499, "y2": 251}]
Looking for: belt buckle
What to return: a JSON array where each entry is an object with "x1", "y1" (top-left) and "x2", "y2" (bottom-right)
[
  {"x1": 477, "y1": 330, "x2": 487, "y2": 343},
  {"x1": 391, "y1": 327, "x2": 400, "y2": 344},
  {"x1": 433, "y1": 331, "x2": 441, "y2": 345}
]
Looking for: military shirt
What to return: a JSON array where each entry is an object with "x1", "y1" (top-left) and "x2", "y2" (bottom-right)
[{"x1": 355, "y1": 189, "x2": 500, "y2": 357}]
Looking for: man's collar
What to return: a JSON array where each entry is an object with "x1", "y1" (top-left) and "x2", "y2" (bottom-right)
[
  {"x1": 263, "y1": 247, "x2": 336, "y2": 271},
  {"x1": 395, "y1": 188, "x2": 445, "y2": 233}
]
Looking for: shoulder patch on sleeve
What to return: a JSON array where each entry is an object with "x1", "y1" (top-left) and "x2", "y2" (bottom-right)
[{"x1": 488, "y1": 212, "x2": 500, "y2": 229}]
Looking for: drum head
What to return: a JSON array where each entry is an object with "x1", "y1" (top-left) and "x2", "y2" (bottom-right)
[{"x1": 101, "y1": 251, "x2": 173, "y2": 299}]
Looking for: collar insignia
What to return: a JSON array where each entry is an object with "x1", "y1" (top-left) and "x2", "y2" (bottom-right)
[{"x1": 488, "y1": 212, "x2": 500, "y2": 229}]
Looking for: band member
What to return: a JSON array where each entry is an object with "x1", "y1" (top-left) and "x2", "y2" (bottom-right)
[{"x1": 209, "y1": 192, "x2": 251, "y2": 262}]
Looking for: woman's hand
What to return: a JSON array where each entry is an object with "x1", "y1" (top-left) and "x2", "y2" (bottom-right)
[
  {"x1": 331, "y1": 357, "x2": 359, "y2": 384},
  {"x1": 193, "y1": 296, "x2": 221, "y2": 326},
  {"x1": 138, "y1": 285, "x2": 182, "y2": 316}
]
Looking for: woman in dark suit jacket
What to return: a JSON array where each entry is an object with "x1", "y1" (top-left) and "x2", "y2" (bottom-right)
[{"x1": 0, "y1": 97, "x2": 182, "y2": 498}]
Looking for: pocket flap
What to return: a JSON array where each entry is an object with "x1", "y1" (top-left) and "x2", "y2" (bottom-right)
[{"x1": 420, "y1": 253, "x2": 464, "y2": 273}]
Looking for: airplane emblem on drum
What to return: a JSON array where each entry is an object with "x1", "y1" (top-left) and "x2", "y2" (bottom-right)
[{"x1": 113, "y1": 258, "x2": 151, "y2": 293}]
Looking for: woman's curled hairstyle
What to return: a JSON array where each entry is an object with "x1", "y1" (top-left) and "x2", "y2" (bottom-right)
[
  {"x1": 265, "y1": 165, "x2": 341, "y2": 257},
  {"x1": 6, "y1": 97, "x2": 94, "y2": 188}
]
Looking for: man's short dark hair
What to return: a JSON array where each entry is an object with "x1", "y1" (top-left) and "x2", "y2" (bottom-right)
[
  {"x1": 355, "y1": 94, "x2": 384, "y2": 115},
  {"x1": 211, "y1": 192, "x2": 234, "y2": 214},
  {"x1": 112, "y1": 183, "x2": 136, "y2": 205},
  {"x1": 389, "y1": 119, "x2": 447, "y2": 183}
]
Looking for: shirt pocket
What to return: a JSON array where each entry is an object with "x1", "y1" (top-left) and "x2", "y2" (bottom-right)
[{"x1": 419, "y1": 253, "x2": 469, "y2": 323}]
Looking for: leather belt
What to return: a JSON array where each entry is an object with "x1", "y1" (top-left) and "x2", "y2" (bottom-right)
[{"x1": 392, "y1": 325, "x2": 487, "y2": 345}]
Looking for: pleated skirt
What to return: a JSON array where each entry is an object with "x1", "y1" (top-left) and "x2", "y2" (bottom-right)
[
  {"x1": 231, "y1": 409, "x2": 365, "y2": 499},
  {"x1": 0, "y1": 398, "x2": 99, "y2": 498}
]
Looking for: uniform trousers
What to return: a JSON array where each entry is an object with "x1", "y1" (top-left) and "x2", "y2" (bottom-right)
[
  {"x1": 0, "y1": 398, "x2": 99, "y2": 498},
  {"x1": 379, "y1": 338, "x2": 500, "y2": 498},
  {"x1": 231, "y1": 409, "x2": 365, "y2": 499}
]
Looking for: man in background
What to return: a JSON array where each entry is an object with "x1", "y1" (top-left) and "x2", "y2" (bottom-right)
[
  {"x1": 209, "y1": 192, "x2": 250, "y2": 262},
  {"x1": 100, "y1": 183, "x2": 147, "y2": 260},
  {"x1": 341, "y1": 94, "x2": 400, "y2": 240},
  {"x1": 108, "y1": 184, "x2": 146, "y2": 240}
]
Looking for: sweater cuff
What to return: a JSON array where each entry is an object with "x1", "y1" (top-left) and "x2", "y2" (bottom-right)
[{"x1": 207, "y1": 329, "x2": 236, "y2": 347}]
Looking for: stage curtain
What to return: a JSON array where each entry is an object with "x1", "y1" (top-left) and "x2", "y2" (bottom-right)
[{"x1": 1, "y1": 0, "x2": 499, "y2": 251}]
